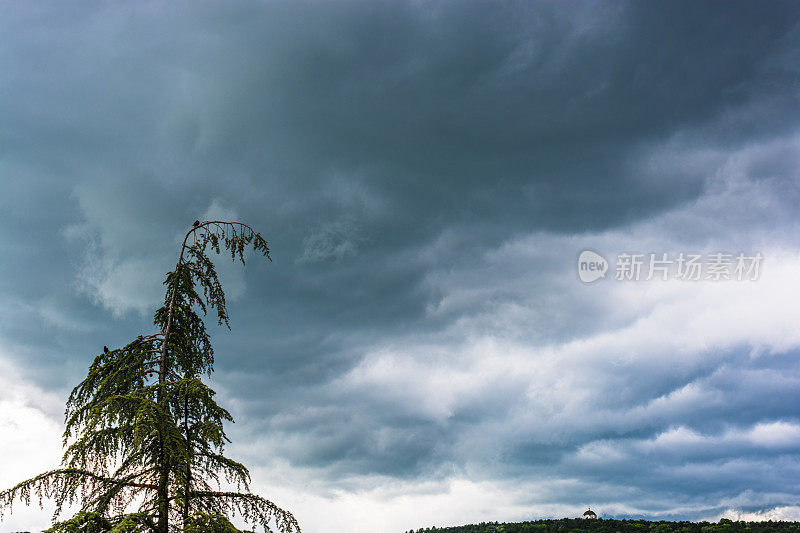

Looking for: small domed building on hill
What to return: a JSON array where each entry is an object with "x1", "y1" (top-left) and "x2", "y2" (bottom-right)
[{"x1": 582, "y1": 508, "x2": 597, "y2": 519}]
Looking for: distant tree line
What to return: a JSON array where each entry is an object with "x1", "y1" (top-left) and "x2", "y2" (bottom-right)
[{"x1": 404, "y1": 518, "x2": 800, "y2": 533}]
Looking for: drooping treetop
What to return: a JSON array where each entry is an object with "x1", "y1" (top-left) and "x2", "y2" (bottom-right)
[{"x1": 1, "y1": 220, "x2": 300, "y2": 533}]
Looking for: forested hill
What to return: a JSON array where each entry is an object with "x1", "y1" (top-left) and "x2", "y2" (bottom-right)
[{"x1": 404, "y1": 518, "x2": 800, "y2": 533}]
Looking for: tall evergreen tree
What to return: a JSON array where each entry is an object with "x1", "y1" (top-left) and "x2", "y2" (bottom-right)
[{"x1": 0, "y1": 221, "x2": 300, "y2": 533}]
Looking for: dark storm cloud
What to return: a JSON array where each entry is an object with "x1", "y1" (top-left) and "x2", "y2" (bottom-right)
[{"x1": 2, "y1": 0, "x2": 800, "y2": 526}]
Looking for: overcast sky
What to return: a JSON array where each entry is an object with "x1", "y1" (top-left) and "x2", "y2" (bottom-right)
[{"x1": 2, "y1": 2, "x2": 800, "y2": 532}]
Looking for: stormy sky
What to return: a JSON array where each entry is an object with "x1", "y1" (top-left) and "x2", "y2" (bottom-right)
[{"x1": 1, "y1": 2, "x2": 800, "y2": 532}]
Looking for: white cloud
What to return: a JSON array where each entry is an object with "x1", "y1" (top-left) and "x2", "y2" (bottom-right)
[
  {"x1": 64, "y1": 192, "x2": 252, "y2": 315},
  {"x1": 0, "y1": 355, "x2": 64, "y2": 532},
  {"x1": 718, "y1": 506, "x2": 800, "y2": 522},
  {"x1": 297, "y1": 217, "x2": 364, "y2": 264},
  {"x1": 339, "y1": 245, "x2": 800, "y2": 436},
  {"x1": 243, "y1": 469, "x2": 578, "y2": 533},
  {"x1": 323, "y1": 141, "x2": 800, "y2": 513},
  {"x1": 63, "y1": 179, "x2": 174, "y2": 317}
]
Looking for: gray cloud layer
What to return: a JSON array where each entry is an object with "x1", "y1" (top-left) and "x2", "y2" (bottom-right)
[{"x1": 1, "y1": 1, "x2": 800, "y2": 531}]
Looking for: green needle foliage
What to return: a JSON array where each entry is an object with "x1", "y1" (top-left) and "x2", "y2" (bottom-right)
[{"x1": 1, "y1": 221, "x2": 300, "y2": 533}]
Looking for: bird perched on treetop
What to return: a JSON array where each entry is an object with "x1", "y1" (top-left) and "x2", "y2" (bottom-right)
[
  {"x1": 103, "y1": 346, "x2": 109, "y2": 353},
  {"x1": 193, "y1": 220, "x2": 200, "y2": 227}
]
